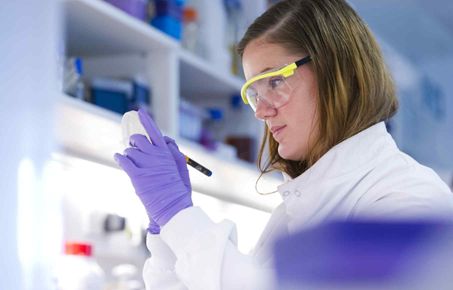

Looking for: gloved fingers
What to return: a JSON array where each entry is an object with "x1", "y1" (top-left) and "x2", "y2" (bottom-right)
[
  {"x1": 164, "y1": 136, "x2": 185, "y2": 160},
  {"x1": 166, "y1": 139, "x2": 191, "y2": 190},
  {"x1": 123, "y1": 147, "x2": 177, "y2": 171},
  {"x1": 163, "y1": 136, "x2": 176, "y2": 146},
  {"x1": 130, "y1": 134, "x2": 154, "y2": 154},
  {"x1": 163, "y1": 136, "x2": 185, "y2": 157},
  {"x1": 164, "y1": 136, "x2": 187, "y2": 167},
  {"x1": 138, "y1": 108, "x2": 166, "y2": 148},
  {"x1": 123, "y1": 147, "x2": 154, "y2": 168},
  {"x1": 114, "y1": 153, "x2": 137, "y2": 172},
  {"x1": 164, "y1": 136, "x2": 190, "y2": 180},
  {"x1": 166, "y1": 139, "x2": 186, "y2": 164}
]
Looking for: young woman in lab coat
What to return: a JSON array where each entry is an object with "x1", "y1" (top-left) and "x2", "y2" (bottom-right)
[{"x1": 114, "y1": 0, "x2": 453, "y2": 289}]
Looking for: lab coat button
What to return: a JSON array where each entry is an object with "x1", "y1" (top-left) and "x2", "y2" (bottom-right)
[
  {"x1": 282, "y1": 190, "x2": 290, "y2": 197},
  {"x1": 294, "y1": 189, "x2": 302, "y2": 197}
]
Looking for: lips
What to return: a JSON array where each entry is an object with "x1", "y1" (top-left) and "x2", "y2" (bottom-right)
[{"x1": 270, "y1": 125, "x2": 286, "y2": 139}]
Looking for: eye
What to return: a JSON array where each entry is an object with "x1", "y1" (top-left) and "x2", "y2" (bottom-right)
[
  {"x1": 246, "y1": 87, "x2": 258, "y2": 98},
  {"x1": 268, "y1": 76, "x2": 284, "y2": 89}
]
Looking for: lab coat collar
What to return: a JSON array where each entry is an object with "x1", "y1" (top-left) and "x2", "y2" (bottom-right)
[{"x1": 277, "y1": 122, "x2": 397, "y2": 199}]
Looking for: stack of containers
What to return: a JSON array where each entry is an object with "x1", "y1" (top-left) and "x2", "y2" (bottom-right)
[
  {"x1": 90, "y1": 78, "x2": 133, "y2": 114},
  {"x1": 90, "y1": 76, "x2": 151, "y2": 115},
  {"x1": 151, "y1": 0, "x2": 185, "y2": 40}
]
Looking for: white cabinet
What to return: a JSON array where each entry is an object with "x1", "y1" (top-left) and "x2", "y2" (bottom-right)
[{"x1": 59, "y1": 0, "x2": 281, "y2": 212}]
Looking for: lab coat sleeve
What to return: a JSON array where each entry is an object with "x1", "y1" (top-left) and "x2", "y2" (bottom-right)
[
  {"x1": 143, "y1": 234, "x2": 188, "y2": 290},
  {"x1": 160, "y1": 206, "x2": 275, "y2": 290}
]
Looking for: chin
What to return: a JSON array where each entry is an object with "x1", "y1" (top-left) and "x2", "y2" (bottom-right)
[{"x1": 278, "y1": 145, "x2": 302, "y2": 161}]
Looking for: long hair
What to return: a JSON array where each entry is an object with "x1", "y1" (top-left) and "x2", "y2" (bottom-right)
[{"x1": 237, "y1": 0, "x2": 398, "y2": 179}]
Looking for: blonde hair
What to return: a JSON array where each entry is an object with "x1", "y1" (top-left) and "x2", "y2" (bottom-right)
[{"x1": 237, "y1": 0, "x2": 398, "y2": 179}]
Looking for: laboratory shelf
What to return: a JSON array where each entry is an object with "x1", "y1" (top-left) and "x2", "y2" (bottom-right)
[
  {"x1": 64, "y1": 0, "x2": 178, "y2": 56},
  {"x1": 61, "y1": 0, "x2": 278, "y2": 212},
  {"x1": 178, "y1": 49, "x2": 244, "y2": 98},
  {"x1": 57, "y1": 96, "x2": 282, "y2": 212},
  {"x1": 64, "y1": 0, "x2": 244, "y2": 98}
]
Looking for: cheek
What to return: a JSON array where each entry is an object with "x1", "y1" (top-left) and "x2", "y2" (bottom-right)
[
  {"x1": 297, "y1": 94, "x2": 319, "y2": 151},
  {"x1": 280, "y1": 90, "x2": 319, "y2": 160},
  {"x1": 290, "y1": 87, "x2": 318, "y2": 131}
]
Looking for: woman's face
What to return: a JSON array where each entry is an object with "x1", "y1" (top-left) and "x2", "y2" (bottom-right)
[{"x1": 242, "y1": 39, "x2": 319, "y2": 161}]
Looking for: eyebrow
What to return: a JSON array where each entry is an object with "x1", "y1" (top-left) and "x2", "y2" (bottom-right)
[
  {"x1": 258, "y1": 67, "x2": 274, "y2": 74},
  {"x1": 246, "y1": 66, "x2": 275, "y2": 81},
  {"x1": 258, "y1": 60, "x2": 291, "y2": 75}
]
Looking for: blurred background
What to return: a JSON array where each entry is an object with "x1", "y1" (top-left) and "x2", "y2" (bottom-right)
[{"x1": 1, "y1": 0, "x2": 452, "y2": 289}]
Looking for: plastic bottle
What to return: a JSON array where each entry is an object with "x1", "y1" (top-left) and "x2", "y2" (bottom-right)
[
  {"x1": 197, "y1": 107, "x2": 223, "y2": 150},
  {"x1": 223, "y1": 0, "x2": 244, "y2": 76},
  {"x1": 189, "y1": 0, "x2": 230, "y2": 72},
  {"x1": 63, "y1": 57, "x2": 85, "y2": 100},
  {"x1": 74, "y1": 58, "x2": 86, "y2": 100},
  {"x1": 205, "y1": 107, "x2": 225, "y2": 142},
  {"x1": 55, "y1": 242, "x2": 105, "y2": 290},
  {"x1": 181, "y1": 6, "x2": 200, "y2": 55}
]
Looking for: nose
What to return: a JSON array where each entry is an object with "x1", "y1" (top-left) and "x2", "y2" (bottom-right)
[{"x1": 254, "y1": 98, "x2": 277, "y2": 120}]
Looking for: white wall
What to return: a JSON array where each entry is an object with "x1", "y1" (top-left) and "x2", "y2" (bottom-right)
[
  {"x1": 414, "y1": 56, "x2": 453, "y2": 170},
  {"x1": 387, "y1": 54, "x2": 453, "y2": 185},
  {"x1": 0, "y1": 1, "x2": 62, "y2": 289}
]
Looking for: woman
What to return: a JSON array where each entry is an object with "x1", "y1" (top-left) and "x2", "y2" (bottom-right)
[{"x1": 114, "y1": 0, "x2": 453, "y2": 289}]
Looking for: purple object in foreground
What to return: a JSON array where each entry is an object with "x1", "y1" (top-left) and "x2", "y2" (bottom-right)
[{"x1": 273, "y1": 220, "x2": 453, "y2": 290}]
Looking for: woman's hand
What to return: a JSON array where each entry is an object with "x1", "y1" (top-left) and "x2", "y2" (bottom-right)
[
  {"x1": 114, "y1": 109, "x2": 193, "y2": 229},
  {"x1": 147, "y1": 136, "x2": 192, "y2": 235}
]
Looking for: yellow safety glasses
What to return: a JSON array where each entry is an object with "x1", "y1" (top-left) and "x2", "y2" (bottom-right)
[{"x1": 240, "y1": 56, "x2": 312, "y2": 111}]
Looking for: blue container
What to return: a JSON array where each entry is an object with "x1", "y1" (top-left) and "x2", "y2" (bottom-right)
[
  {"x1": 91, "y1": 78, "x2": 133, "y2": 114},
  {"x1": 129, "y1": 79, "x2": 151, "y2": 111},
  {"x1": 154, "y1": 0, "x2": 183, "y2": 19},
  {"x1": 151, "y1": 15, "x2": 182, "y2": 39},
  {"x1": 92, "y1": 89, "x2": 129, "y2": 114}
]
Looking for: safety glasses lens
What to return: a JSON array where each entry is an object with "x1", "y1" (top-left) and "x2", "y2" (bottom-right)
[{"x1": 245, "y1": 75, "x2": 293, "y2": 111}]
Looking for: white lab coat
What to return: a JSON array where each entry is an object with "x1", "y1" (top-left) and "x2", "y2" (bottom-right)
[{"x1": 143, "y1": 122, "x2": 453, "y2": 290}]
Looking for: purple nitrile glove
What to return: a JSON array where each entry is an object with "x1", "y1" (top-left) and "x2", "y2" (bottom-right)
[
  {"x1": 147, "y1": 136, "x2": 192, "y2": 235},
  {"x1": 163, "y1": 136, "x2": 192, "y2": 193},
  {"x1": 148, "y1": 219, "x2": 161, "y2": 235},
  {"x1": 114, "y1": 109, "x2": 193, "y2": 228}
]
